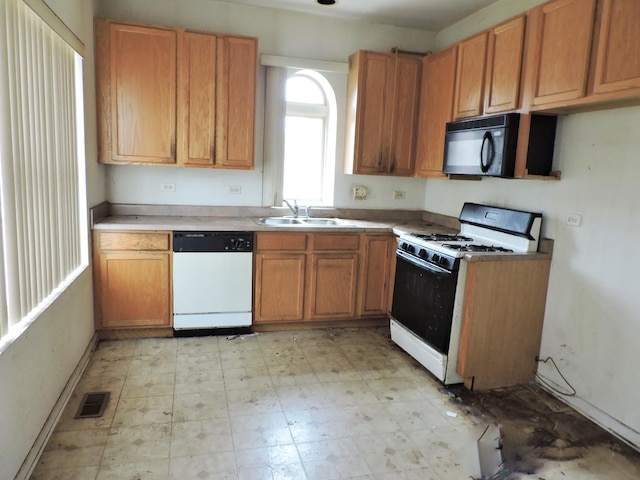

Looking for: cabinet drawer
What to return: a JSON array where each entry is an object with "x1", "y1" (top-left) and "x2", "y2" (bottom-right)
[
  {"x1": 98, "y1": 232, "x2": 170, "y2": 251},
  {"x1": 312, "y1": 233, "x2": 360, "y2": 251},
  {"x1": 256, "y1": 232, "x2": 308, "y2": 251}
]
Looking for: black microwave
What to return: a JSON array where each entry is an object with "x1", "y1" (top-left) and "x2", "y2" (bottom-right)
[{"x1": 442, "y1": 113, "x2": 557, "y2": 178}]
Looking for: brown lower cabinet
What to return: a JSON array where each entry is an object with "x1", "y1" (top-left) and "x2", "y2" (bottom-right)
[
  {"x1": 358, "y1": 234, "x2": 395, "y2": 317},
  {"x1": 253, "y1": 232, "x2": 394, "y2": 325},
  {"x1": 93, "y1": 231, "x2": 172, "y2": 333},
  {"x1": 254, "y1": 252, "x2": 306, "y2": 322},
  {"x1": 92, "y1": 229, "x2": 395, "y2": 333},
  {"x1": 457, "y1": 257, "x2": 551, "y2": 390}
]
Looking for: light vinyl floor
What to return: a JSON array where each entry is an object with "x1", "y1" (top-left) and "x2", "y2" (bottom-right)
[{"x1": 31, "y1": 328, "x2": 640, "y2": 479}]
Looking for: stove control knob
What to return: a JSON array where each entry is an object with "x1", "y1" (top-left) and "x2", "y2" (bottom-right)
[
  {"x1": 406, "y1": 244, "x2": 415, "y2": 254},
  {"x1": 418, "y1": 248, "x2": 427, "y2": 259},
  {"x1": 432, "y1": 253, "x2": 440, "y2": 264},
  {"x1": 438, "y1": 257, "x2": 449, "y2": 267}
]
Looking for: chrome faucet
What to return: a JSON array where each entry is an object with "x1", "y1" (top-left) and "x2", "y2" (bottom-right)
[{"x1": 283, "y1": 199, "x2": 299, "y2": 217}]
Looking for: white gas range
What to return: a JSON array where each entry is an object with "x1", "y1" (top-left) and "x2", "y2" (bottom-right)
[{"x1": 390, "y1": 203, "x2": 542, "y2": 385}]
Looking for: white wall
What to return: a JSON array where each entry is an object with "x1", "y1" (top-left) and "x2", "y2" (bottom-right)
[
  {"x1": 98, "y1": 0, "x2": 435, "y2": 210},
  {"x1": 0, "y1": 0, "x2": 98, "y2": 478},
  {"x1": 430, "y1": 0, "x2": 640, "y2": 447}
]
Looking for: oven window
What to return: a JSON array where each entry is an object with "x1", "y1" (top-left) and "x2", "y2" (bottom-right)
[{"x1": 391, "y1": 255, "x2": 458, "y2": 354}]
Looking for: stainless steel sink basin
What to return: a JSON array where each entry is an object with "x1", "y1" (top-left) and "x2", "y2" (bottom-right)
[
  {"x1": 301, "y1": 218, "x2": 340, "y2": 225},
  {"x1": 256, "y1": 217, "x2": 302, "y2": 225},
  {"x1": 255, "y1": 217, "x2": 353, "y2": 227}
]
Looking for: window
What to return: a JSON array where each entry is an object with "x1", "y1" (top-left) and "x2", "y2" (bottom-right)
[
  {"x1": 0, "y1": 0, "x2": 88, "y2": 343},
  {"x1": 261, "y1": 56, "x2": 347, "y2": 208},
  {"x1": 282, "y1": 69, "x2": 337, "y2": 205}
]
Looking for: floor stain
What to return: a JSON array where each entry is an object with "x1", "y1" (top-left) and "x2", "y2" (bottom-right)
[{"x1": 446, "y1": 384, "x2": 640, "y2": 478}]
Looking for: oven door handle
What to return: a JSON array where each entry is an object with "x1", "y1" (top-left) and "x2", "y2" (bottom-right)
[{"x1": 396, "y1": 250, "x2": 453, "y2": 275}]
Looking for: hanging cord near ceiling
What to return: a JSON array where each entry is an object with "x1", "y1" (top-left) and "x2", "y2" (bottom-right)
[{"x1": 535, "y1": 356, "x2": 577, "y2": 397}]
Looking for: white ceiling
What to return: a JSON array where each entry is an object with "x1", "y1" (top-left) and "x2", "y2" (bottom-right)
[{"x1": 213, "y1": 0, "x2": 498, "y2": 31}]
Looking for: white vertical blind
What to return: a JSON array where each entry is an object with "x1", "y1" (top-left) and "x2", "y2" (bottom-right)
[{"x1": 0, "y1": 0, "x2": 87, "y2": 339}]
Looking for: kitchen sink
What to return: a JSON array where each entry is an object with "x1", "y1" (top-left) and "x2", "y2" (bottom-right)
[
  {"x1": 300, "y1": 218, "x2": 340, "y2": 225},
  {"x1": 255, "y1": 217, "x2": 353, "y2": 227},
  {"x1": 256, "y1": 217, "x2": 303, "y2": 225}
]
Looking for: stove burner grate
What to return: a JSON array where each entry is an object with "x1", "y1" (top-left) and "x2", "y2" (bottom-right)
[
  {"x1": 441, "y1": 243, "x2": 514, "y2": 253},
  {"x1": 412, "y1": 233, "x2": 473, "y2": 242}
]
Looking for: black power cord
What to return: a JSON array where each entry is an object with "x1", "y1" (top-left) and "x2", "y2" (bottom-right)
[{"x1": 535, "y1": 356, "x2": 577, "y2": 397}]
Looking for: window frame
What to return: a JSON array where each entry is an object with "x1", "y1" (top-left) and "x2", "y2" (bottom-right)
[
  {"x1": 260, "y1": 55, "x2": 348, "y2": 208},
  {"x1": 0, "y1": 0, "x2": 88, "y2": 345},
  {"x1": 282, "y1": 69, "x2": 335, "y2": 205}
]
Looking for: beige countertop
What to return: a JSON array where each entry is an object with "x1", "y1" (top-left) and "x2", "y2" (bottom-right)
[
  {"x1": 90, "y1": 204, "x2": 552, "y2": 259},
  {"x1": 90, "y1": 203, "x2": 460, "y2": 236},
  {"x1": 92, "y1": 214, "x2": 457, "y2": 237}
]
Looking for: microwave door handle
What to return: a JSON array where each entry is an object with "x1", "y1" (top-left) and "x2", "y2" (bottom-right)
[{"x1": 480, "y1": 131, "x2": 495, "y2": 173}]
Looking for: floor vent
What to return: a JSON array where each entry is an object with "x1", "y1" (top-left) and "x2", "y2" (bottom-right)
[{"x1": 75, "y1": 392, "x2": 110, "y2": 419}]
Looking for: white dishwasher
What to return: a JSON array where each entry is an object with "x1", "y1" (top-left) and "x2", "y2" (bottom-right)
[{"x1": 173, "y1": 231, "x2": 253, "y2": 332}]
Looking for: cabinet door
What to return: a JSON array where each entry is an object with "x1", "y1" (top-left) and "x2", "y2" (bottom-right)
[
  {"x1": 528, "y1": 0, "x2": 597, "y2": 106},
  {"x1": 593, "y1": 0, "x2": 640, "y2": 94},
  {"x1": 178, "y1": 31, "x2": 217, "y2": 167},
  {"x1": 216, "y1": 36, "x2": 257, "y2": 169},
  {"x1": 351, "y1": 51, "x2": 392, "y2": 174},
  {"x1": 358, "y1": 235, "x2": 394, "y2": 317},
  {"x1": 453, "y1": 32, "x2": 488, "y2": 119},
  {"x1": 308, "y1": 253, "x2": 358, "y2": 320},
  {"x1": 254, "y1": 253, "x2": 306, "y2": 322},
  {"x1": 484, "y1": 16, "x2": 526, "y2": 114},
  {"x1": 388, "y1": 56, "x2": 421, "y2": 175},
  {"x1": 106, "y1": 23, "x2": 177, "y2": 164},
  {"x1": 415, "y1": 46, "x2": 457, "y2": 178},
  {"x1": 99, "y1": 252, "x2": 171, "y2": 328}
]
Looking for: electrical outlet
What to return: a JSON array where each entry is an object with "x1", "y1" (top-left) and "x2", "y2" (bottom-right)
[
  {"x1": 393, "y1": 190, "x2": 405, "y2": 200},
  {"x1": 353, "y1": 185, "x2": 368, "y2": 200},
  {"x1": 160, "y1": 182, "x2": 176, "y2": 192},
  {"x1": 227, "y1": 185, "x2": 242, "y2": 195},
  {"x1": 565, "y1": 213, "x2": 582, "y2": 227}
]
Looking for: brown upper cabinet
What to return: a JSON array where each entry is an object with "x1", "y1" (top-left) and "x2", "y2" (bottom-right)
[
  {"x1": 415, "y1": 46, "x2": 458, "y2": 178},
  {"x1": 592, "y1": 0, "x2": 640, "y2": 95},
  {"x1": 216, "y1": 36, "x2": 257, "y2": 169},
  {"x1": 525, "y1": 0, "x2": 597, "y2": 107},
  {"x1": 484, "y1": 16, "x2": 526, "y2": 114},
  {"x1": 96, "y1": 22, "x2": 178, "y2": 165},
  {"x1": 344, "y1": 50, "x2": 422, "y2": 176},
  {"x1": 95, "y1": 19, "x2": 257, "y2": 168},
  {"x1": 523, "y1": 0, "x2": 640, "y2": 111},
  {"x1": 178, "y1": 31, "x2": 217, "y2": 167},
  {"x1": 453, "y1": 16, "x2": 526, "y2": 120},
  {"x1": 453, "y1": 32, "x2": 488, "y2": 119}
]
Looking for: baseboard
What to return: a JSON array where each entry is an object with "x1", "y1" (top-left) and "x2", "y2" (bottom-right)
[
  {"x1": 252, "y1": 317, "x2": 388, "y2": 332},
  {"x1": 15, "y1": 332, "x2": 99, "y2": 480},
  {"x1": 539, "y1": 382, "x2": 640, "y2": 451}
]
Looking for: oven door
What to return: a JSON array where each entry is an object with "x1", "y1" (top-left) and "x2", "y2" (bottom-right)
[{"x1": 391, "y1": 250, "x2": 458, "y2": 354}]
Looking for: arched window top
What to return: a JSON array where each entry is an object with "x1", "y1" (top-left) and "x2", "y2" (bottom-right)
[{"x1": 286, "y1": 70, "x2": 326, "y2": 105}]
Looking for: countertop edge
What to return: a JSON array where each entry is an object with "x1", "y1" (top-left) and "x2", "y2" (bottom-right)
[{"x1": 91, "y1": 215, "x2": 455, "y2": 236}]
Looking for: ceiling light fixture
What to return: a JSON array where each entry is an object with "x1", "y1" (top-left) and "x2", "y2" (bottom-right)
[{"x1": 316, "y1": 0, "x2": 337, "y2": 6}]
